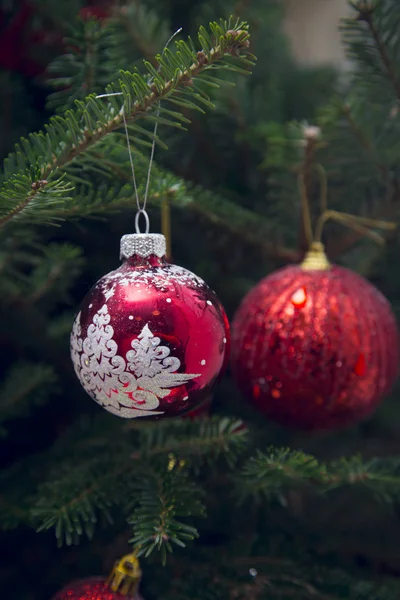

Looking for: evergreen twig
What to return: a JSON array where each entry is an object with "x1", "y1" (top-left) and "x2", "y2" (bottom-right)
[{"x1": 0, "y1": 20, "x2": 254, "y2": 228}]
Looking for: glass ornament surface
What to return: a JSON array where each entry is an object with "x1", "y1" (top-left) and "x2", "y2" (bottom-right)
[
  {"x1": 52, "y1": 577, "x2": 142, "y2": 600},
  {"x1": 70, "y1": 234, "x2": 229, "y2": 419},
  {"x1": 231, "y1": 259, "x2": 399, "y2": 431}
]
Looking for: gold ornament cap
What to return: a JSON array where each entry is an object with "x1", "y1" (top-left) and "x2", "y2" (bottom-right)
[
  {"x1": 107, "y1": 552, "x2": 142, "y2": 596},
  {"x1": 300, "y1": 242, "x2": 331, "y2": 271}
]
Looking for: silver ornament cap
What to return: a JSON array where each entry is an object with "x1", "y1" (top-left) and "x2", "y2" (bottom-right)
[{"x1": 120, "y1": 233, "x2": 167, "y2": 260}]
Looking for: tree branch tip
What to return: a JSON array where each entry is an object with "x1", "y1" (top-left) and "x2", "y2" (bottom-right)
[
  {"x1": 31, "y1": 180, "x2": 48, "y2": 191},
  {"x1": 196, "y1": 51, "x2": 208, "y2": 65},
  {"x1": 353, "y1": 0, "x2": 376, "y2": 21}
]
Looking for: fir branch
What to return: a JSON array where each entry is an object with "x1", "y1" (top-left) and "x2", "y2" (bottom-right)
[
  {"x1": 0, "y1": 363, "x2": 58, "y2": 433},
  {"x1": 31, "y1": 417, "x2": 246, "y2": 546},
  {"x1": 343, "y1": 1, "x2": 400, "y2": 105},
  {"x1": 0, "y1": 183, "x2": 42, "y2": 227},
  {"x1": 23, "y1": 243, "x2": 85, "y2": 305},
  {"x1": 33, "y1": 458, "x2": 131, "y2": 546},
  {"x1": 0, "y1": 19, "x2": 254, "y2": 228},
  {"x1": 47, "y1": 17, "x2": 119, "y2": 113},
  {"x1": 324, "y1": 104, "x2": 396, "y2": 259},
  {"x1": 354, "y1": 1, "x2": 400, "y2": 100},
  {"x1": 238, "y1": 448, "x2": 400, "y2": 503},
  {"x1": 0, "y1": 240, "x2": 84, "y2": 305},
  {"x1": 114, "y1": 2, "x2": 169, "y2": 64},
  {"x1": 0, "y1": 172, "x2": 74, "y2": 227},
  {"x1": 57, "y1": 139, "x2": 298, "y2": 262},
  {"x1": 238, "y1": 448, "x2": 330, "y2": 501},
  {"x1": 186, "y1": 186, "x2": 300, "y2": 262},
  {"x1": 340, "y1": 102, "x2": 388, "y2": 178},
  {"x1": 129, "y1": 469, "x2": 205, "y2": 564},
  {"x1": 162, "y1": 550, "x2": 400, "y2": 600},
  {"x1": 129, "y1": 417, "x2": 248, "y2": 467}
]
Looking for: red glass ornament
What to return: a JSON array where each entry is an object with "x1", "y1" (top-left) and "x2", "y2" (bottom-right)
[
  {"x1": 52, "y1": 577, "x2": 142, "y2": 600},
  {"x1": 231, "y1": 246, "x2": 399, "y2": 431},
  {"x1": 71, "y1": 233, "x2": 229, "y2": 419}
]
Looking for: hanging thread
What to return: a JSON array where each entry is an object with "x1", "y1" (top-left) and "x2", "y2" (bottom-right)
[{"x1": 96, "y1": 27, "x2": 182, "y2": 234}]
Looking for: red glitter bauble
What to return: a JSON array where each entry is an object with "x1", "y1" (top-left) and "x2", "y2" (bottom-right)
[
  {"x1": 70, "y1": 233, "x2": 229, "y2": 419},
  {"x1": 52, "y1": 577, "x2": 142, "y2": 600},
  {"x1": 231, "y1": 245, "x2": 399, "y2": 431}
]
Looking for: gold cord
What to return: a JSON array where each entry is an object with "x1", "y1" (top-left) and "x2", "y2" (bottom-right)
[
  {"x1": 297, "y1": 173, "x2": 314, "y2": 247},
  {"x1": 314, "y1": 210, "x2": 396, "y2": 245},
  {"x1": 314, "y1": 163, "x2": 328, "y2": 214},
  {"x1": 296, "y1": 162, "x2": 396, "y2": 268}
]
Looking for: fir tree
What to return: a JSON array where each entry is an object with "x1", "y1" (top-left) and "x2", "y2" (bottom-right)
[{"x1": 1, "y1": 1, "x2": 400, "y2": 599}]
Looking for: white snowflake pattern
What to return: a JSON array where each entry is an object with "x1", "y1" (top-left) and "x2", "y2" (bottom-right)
[
  {"x1": 70, "y1": 304, "x2": 200, "y2": 418},
  {"x1": 99, "y1": 264, "x2": 206, "y2": 300},
  {"x1": 70, "y1": 316, "x2": 83, "y2": 378}
]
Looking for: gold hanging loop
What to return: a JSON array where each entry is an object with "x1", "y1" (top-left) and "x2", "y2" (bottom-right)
[
  {"x1": 107, "y1": 552, "x2": 142, "y2": 597},
  {"x1": 314, "y1": 210, "x2": 396, "y2": 245}
]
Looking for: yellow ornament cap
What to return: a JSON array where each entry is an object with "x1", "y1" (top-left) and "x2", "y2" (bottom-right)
[
  {"x1": 107, "y1": 552, "x2": 142, "y2": 596},
  {"x1": 300, "y1": 242, "x2": 330, "y2": 271}
]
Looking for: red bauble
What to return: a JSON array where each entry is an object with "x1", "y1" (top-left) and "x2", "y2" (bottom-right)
[
  {"x1": 231, "y1": 245, "x2": 399, "y2": 431},
  {"x1": 71, "y1": 233, "x2": 229, "y2": 419},
  {"x1": 52, "y1": 577, "x2": 142, "y2": 600}
]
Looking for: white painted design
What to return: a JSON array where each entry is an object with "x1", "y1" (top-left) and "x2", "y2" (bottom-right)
[
  {"x1": 70, "y1": 315, "x2": 83, "y2": 378},
  {"x1": 201, "y1": 359, "x2": 206, "y2": 366},
  {"x1": 99, "y1": 264, "x2": 206, "y2": 301},
  {"x1": 70, "y1": 304, "x2": 200, "y2": 419},
  {"x1": 104, "y1": 287, "x2": 115, "y2": 301}
]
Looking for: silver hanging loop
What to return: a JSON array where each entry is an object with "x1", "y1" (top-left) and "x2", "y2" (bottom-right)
[{"x1": 135, "y1": 209, "x2": 150, "y2": 234}]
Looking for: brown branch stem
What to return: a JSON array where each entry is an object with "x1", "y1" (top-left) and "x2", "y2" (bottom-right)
[{"x1": 0, "y1": 188, "x2": 41, "y2": 227}]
